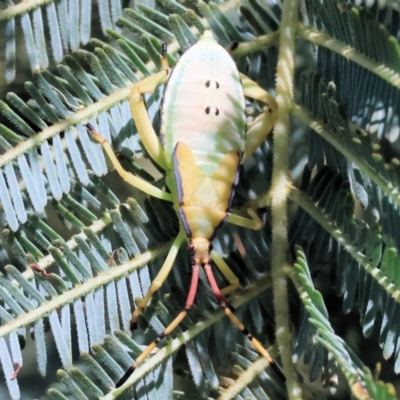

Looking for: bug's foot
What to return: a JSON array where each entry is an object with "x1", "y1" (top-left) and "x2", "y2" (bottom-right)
[
  {"x1": 130, "y1": 320, "x2": 138, "y2": 331},
  {"x1": 270, "y1": 361, "x2": 286, "y2": 382},
  {"x1": 107, "y1": 248, "x2": 121, "y2": 266},
  {"x1": 130, "y1": 306, "x2": 143, "y2": 331},
  {"x1": 229, "y1": 41, "x2": 239, "y2": 52},
  {"x1": 85, "y1": 123, "x2": 107, "y2": 145},
  {"x1": 116, "y1": 365, "x2": 135, "y2": 388}
]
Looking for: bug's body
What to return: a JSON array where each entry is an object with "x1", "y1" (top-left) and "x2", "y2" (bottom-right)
[
  {"x1": 87, "y1": 30, "x2": 283, "y2": 391},
  {"x1": 163, "y1": 32, "x2": 245, "y2": 260}
]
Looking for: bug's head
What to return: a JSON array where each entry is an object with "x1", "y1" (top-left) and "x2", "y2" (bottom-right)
[
  {"x1": 199, "y1": 30, "x2": 216, "y2": 44},
  {"x1": 188, "y1": 238, "x2": 212, "y2": 266}
]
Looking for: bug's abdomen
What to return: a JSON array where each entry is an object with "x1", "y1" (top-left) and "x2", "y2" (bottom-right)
[
  {"x1": 162, "y1": 32, "x2": 245, "y2": 240},
  {"x1": 161, "y1": 35, "x2": 246, "y2": 176},
  {"x1": 172, "y1": 142, "x2": 239, "y2": 240}
]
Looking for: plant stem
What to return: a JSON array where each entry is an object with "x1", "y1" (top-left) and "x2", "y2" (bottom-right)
[
  {"x1": 292, "y1": 104, "x2": 400, "y2": 208},
  {"x1": 298, "y1": 24, "x2": 400, "y2": 90},
  {"x1": 0, "y1": 242, "x2": 171, "y2": 339},
  {"x1": 288, "y1": 185, "x2": 400, "y2": 303},
  {"x1": 217, "y1": 346, "x2": 279, "y2": 400},
  {"x1": 0, "y1": 0, "x2": 52, "y2": 21},
  {"x1": 271, "y1": 1, "x2": 302, "y2": 398}
]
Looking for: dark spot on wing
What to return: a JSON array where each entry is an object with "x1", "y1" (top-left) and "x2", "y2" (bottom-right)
[{"x1": 205, "y1": 81, "x2": 220, "y2": 89}]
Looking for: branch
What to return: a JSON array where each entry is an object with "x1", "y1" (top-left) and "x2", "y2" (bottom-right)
[
  {"x1": 0, "y1": 0, "x2": 52, "y2": 21},
  {"x1": 270, "y1": 1, "x2": 302, "y2": 399},
  {"x1": 288, "y1": 186, "x2": 400, "y2": 303},
  {"x1": 298, "y1": 24, "x2": 400, "y2": 90},
  {"x1": 292, "y1": 104, "x2": 400, "y2": 209},
  {"x1": 0, "y1": 242, "x2": 171, "y2": 339}
]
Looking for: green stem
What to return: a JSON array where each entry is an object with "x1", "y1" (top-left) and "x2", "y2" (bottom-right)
[
  {"x1": 0, "y1": 242, "x2": 171, "y2": 339},
  {"x1": 298, "y1": 24, "x2": 400, "y2": 90},
  {"x1": 271, "y1": 1, "x2": 302, "y2": 399},
  {"x1": 0, "y1": 0, "x2": 52, "y2": 21},
  {"x1": 217, "y1": 346, "x2": 278, "y2": 400},
  {"x1": 21, "y1": 212, "x2": 112, "y2": 282},
  {"x1": 0, "y1": 87, "x2": 131, "y2": 168},
  {"x1": 292, "y1": 104, "x2": 400, "y2": 208},
  {"x1": 232, "y1": 32, "x2": 279, "y2": 58},
  {"x1": 288, "y1": 186, "x2": 400, "y2": 303}
]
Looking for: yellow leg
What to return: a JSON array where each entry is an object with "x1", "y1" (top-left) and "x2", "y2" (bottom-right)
[
  {"x1": 86, "y1": 124, "x2": 172, "y2": 201},
  {"x1": 130, "y1": 230, "x2": 186, "y2": 330},
  {"x1": 210, "y1": 250, "x2": 239, "y2": 296},
  {"x1": 129, "y1": 70, "x2": 169, "y2": 170},
  {"x1": 226, "y1": 207, "x2": 263, "y2": 230},
  {"x1": 240, "y1": 73, "x2": 278, "y2": 164},
  {"x1": 89, "y1": 46, "x2": 170, "y2": 187}
]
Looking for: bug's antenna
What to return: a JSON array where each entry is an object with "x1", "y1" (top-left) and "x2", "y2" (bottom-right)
[
  {"x1": 116, "y1": 256, "x2": 200, "y2": 388},
  {"x1": 203, "y1": 262, "x2": 286, "y2": 382}
]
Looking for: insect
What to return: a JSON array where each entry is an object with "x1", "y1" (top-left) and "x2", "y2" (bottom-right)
[{"x1": 86, "y1": 29, "x2": 283, "y2": 389}]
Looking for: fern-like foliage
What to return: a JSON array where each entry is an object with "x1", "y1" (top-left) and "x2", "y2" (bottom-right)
[
  {"x1": 0, "y1": 0, "x2": 123, "y2": 82},
  {"x1": 0, "y1": 0, "x2": 400, "y2": 399}
]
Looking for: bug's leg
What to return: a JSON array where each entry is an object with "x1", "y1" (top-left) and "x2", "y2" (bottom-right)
[
  {"x1": 117, "y1": 256, "x2": 200, "y2": 388},
  {"x1": 203, "y1": 262, "x2": 286, "y2": 382},
  {"x1": 88, "y1": 44, "x2": 170, "y2": 189},
  {"x1": 86, "y1": 124, "x2": 172, "y2": 201},
  {"x1": 130, "y1": 46, "x2": 170, "y2": 170},
  {"x1": 226, "y1": 207, "x2": 263, "y2": 230},
  {"x1": 240, "y1": 73, "x2": 278, "y2": 164},
  {"x1": 210, "y1": 250, "x2": 239, "y2": 296},
  {"x1": 130, "y1": 230, "x2": 186, "y2": 330}
]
